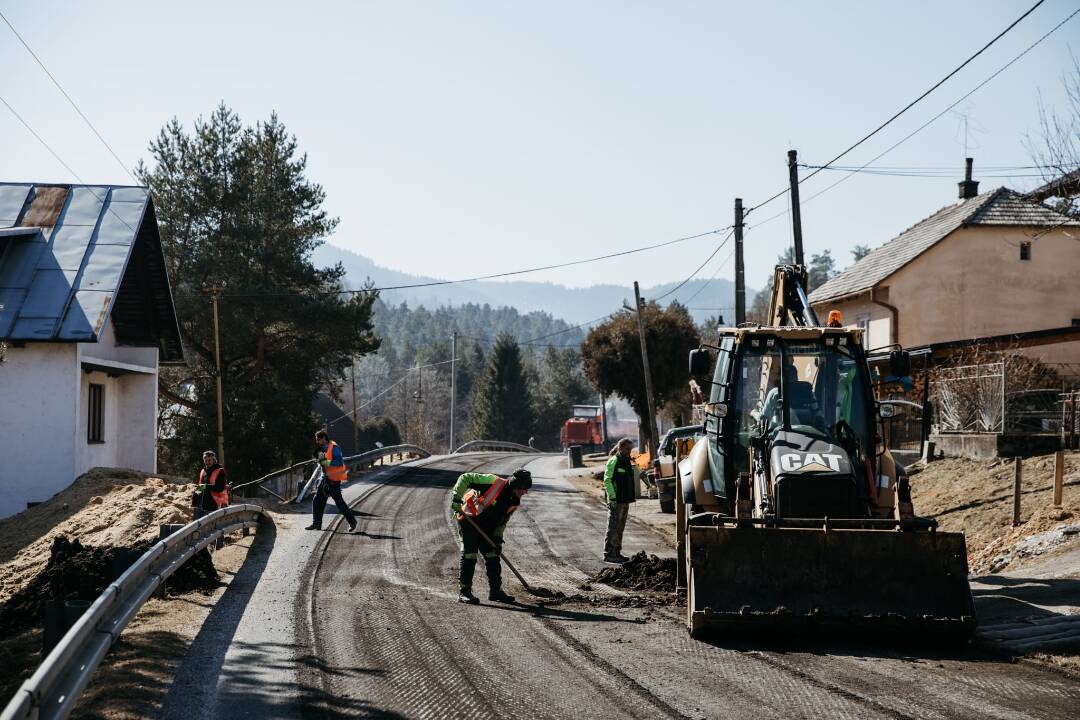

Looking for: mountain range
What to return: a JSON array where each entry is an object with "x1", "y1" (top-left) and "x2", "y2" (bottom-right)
[{"x1": 314, "y1": 243, "x2": 753, "y2": 326}]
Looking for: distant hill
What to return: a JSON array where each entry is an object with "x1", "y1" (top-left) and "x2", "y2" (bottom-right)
[{"x1": 314, "y1": 244, "x2": 748, "y2": 326}]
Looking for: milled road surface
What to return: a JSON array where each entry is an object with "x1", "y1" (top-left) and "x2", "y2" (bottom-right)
[{"x1": 161, "y1": 453, "x2": 1080, "y2": 719}]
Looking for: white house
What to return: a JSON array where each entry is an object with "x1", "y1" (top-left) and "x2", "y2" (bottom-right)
[{"x1": 0, "y1": 182, "x2": 182, "y2": 518}]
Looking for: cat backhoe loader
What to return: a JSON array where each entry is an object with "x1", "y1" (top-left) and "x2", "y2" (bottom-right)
[{"x1": 678, "y1": 265, "x2": 975, "y2": 639}]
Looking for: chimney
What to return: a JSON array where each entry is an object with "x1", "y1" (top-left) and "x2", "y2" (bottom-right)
[{"x1": 958, "y1": 157, "x2": 979, "y2": 200}]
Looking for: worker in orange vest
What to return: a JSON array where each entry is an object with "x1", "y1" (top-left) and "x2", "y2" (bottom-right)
[
  {"x1": 306, "y1": 430, "x2": 359, "y2": 533},
  {"x1": 194, "y1": 450, "x2": 229, "y2": 515}
]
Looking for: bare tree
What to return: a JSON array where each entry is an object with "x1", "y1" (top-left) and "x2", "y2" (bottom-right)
[{"x1": 1026, "y1": 53, "x2": 1080, "y2": 217}]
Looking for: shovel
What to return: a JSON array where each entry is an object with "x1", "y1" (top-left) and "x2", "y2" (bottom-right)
[{"x1": 460, "y1": 515, "x2": 558, "y2": 599}]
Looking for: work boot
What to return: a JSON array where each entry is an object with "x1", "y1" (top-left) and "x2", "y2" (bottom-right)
[
  {"x1": 348, "y1": 522, "x2": 360, "y2": 534},
  {"x1": 304, "y1": 523, "x2": 322, "y2": 531},
  {"x1": 603, "y1": 554, "x2": 626, "y2": 564},
  {"x1": 458, "y1": 588, "x2": 480, "y2": 604},
  {"x1": 615, "y1": 553, "x2": 630, "y2": 563},
  {"x1": 488, "y1": 588, "x2": 515, "y2": 604}
]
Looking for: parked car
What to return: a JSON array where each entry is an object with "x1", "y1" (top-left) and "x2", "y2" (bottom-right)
[{"x1": 650, "y1": 424, "x2": 703, "y2": 513}]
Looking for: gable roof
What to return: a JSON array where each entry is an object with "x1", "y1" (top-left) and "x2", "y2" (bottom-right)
[
  {"x1": 0, "y1": 182, "x2": 183, "y2": 361},
  {"x1": 808, "y1": 187, "x2": 1080, "y2": 304}
]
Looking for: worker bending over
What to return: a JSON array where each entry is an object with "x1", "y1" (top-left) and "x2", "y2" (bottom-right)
[{"x1": 451, "y1": 468, "x2": 532, "y2": 605}]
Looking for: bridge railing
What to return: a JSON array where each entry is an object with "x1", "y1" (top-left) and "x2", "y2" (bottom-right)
[
  {"x1": 233, "y1": 443, "x2": 432, "y2": 500},
  {"x1": 0, "y1": 505, "x2": 265, "y2": 720},
  {"x1": 453, "y1": 440, "x2": 536, "y2": 454}
]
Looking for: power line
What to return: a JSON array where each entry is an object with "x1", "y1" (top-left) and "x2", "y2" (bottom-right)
[
  {"x1": 0, "y1": 10, "x2": 137, "y2": 183},
  {"x1": 654, "y1": 229, "x2": 734, "y2": 301},
  {"x1": 682, "y1": 245, "x2": 736, "y2": 305},
  {"x1": 326, "y1": 357, "x2": 456, "y2": 426},
  {"x1": 221, "y1": 225, "x2": 733, "y2": 298},
  {"x1": 746, "y1": 6, "x2": 1080, "y2": 233},
  {"x1": 747, "y1": 0, "x2": 1049, "y2": 215}
]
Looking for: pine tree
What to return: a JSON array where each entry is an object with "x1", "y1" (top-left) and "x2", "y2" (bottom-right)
[
  {"x1": 142, "y1": 104, "x2": 380, "y2": 479},
  {"x1": 468, "y1": 334, "x2": 535, "y2": 443}
]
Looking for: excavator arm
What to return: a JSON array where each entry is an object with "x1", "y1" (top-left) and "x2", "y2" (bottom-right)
[{"x1": 766, "y1": 265, "x2": 820, "y2": 327}]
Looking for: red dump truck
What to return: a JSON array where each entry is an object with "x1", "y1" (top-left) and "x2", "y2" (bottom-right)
[{"x1": 559, "y1": 405, "x2": 604, "y2": 452}]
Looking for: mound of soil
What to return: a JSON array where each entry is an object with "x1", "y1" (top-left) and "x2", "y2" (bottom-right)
[
  {"x1": 593, "y1": 552, "x2": 677, "y2": 591},
  {"x1": 0, "y1": 468, "x2": 193, "y2": 608},
  {"x1": 0, "y1": 535, "x2": 219, "y2": 635}
]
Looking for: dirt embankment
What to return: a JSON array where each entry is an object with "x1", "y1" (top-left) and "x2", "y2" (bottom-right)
[
  {"x1": 0, "y1": 468, "x2": 197, "y2": 608},
  {"x1": 909, "y1": 452, "x2": 1079, "y2": 574}
]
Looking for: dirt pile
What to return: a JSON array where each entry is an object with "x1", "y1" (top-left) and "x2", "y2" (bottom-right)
[
  {"x1": 593, "y1": 552, "x2": 677, "y2": 591},
  {"x1": 0, "y1": 535, "x2": 220, "y2": 635},
  {"x1": 0, "y1": 468, "x2": 194, "y2": 608},
  {"x1": 909, "y1": 452, "x2": 1079, "y2": 572}
]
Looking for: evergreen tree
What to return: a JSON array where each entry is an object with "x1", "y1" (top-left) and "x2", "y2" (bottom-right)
[
  {"x1": 468, "y1": 334, "x2": 535, "y2": 443},
  {"x1": 142, "y1": 104, "x2": 380, "y2": 479},
  {"x1": 529, "y1": 347, "x2": 597, "y2": 450},
  {"x1": 851, "y1": 244, "x2": 872, "y2": 263}
]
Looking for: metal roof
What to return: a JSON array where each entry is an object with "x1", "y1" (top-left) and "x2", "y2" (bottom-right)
[
  {"x1": 0, "y1": 182, "x2": 183, "y2": 361},
  {"x1": 808, "y1": 187, "x2": 1080, "y2": 304}
]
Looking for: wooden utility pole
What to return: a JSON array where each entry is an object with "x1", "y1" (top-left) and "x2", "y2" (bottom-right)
[
  {"x1": 350, "y1": 356, "x2": 360, "y2": 452},
  {"x1": 787, "y1": 149, "x2": 805, "y2": 267},
  {"x1": 633, "y1": 281, "x2": 659, "y2": 457},
  {"x1": 1053, "y1": 450, "x2": 1064, "y2": 508},
  {"x1": 734, "y1": 197, "x2": 745, "y2": 325},
  {"x1": 599, "y1": 392, "x2": 609, "y2": 452},
  {"x1": 209, "y1": 287, "x2": 226, "y2": 465},
  {"x1": 1012, "y1": 457, "x2": 1023, "y2": 526},
  {"x1": 450, "y1": 331, "x2": 458, "y2": 453}
]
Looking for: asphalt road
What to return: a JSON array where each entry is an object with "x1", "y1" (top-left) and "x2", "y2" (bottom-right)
[{"x1": 160, "y1": 452, "x2": 1080, "y2": 720}]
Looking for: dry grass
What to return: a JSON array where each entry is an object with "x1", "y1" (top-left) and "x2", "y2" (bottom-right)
[{"x1": 909, "y1": 452, "x2": 1080, "y2": 572}]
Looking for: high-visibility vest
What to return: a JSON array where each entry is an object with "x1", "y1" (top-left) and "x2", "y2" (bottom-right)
[
  {"x1": 199, "y1": 467, "x2": 229, "y2": 508},
  {"x1": 324, "y1": 441, "x2": 348, "y2": 483},
  {"x1": 459, "y1": 477, "x2": 510, "y2": 518}
]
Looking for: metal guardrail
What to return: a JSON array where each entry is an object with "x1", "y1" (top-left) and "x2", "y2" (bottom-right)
[
  {"x1": 234, "y1": 444, "x2": 433, "y2": 501},
  {"x1": 294, "y1": 444, "x2": 432, "y2": 502},
  {"x1": 1, "y1": 504, "x2": 265, "y2": 720},
  {"x1": 453, "y1": 440, "x2": 536, "y2": 454}
]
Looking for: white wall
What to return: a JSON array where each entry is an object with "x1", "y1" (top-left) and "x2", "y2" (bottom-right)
[
  {"x1": 76, "y1": 318, "x2": 159, "y2": 478},
  {"x1": 0, "y1": 343, "x2": 78, "y2": 518}
]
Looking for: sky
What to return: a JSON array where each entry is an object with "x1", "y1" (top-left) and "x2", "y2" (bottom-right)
[{"x1": 2, "y1": 1, "x2": 1077, "y2": 298}]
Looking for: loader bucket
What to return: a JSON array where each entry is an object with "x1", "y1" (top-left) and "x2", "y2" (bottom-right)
[{"x1": 686, "y1": 524, "x2": 976, "y2": 640}]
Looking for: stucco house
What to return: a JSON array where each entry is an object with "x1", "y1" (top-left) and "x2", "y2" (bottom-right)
[
  {"x1": 0, "y1": 182, "x2": 182, "y2": 518},
  {"x1": 808, "y1": 165, "x2": 1080, "y2": 362}
]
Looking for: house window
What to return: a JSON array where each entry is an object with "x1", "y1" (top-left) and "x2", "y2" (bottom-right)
[
  {"x1": 88, "y1": 383, "x2": 105, "y2": 443},
  {"x1": 1020, "y1": 241, "x2": 1031, "y2": 261},
  {"x1": 856, "y1": 313, "x2": 870, "y2": 336}
]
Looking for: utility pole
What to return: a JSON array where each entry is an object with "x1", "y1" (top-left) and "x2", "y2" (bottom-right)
[
  {"x1": 599, "y1": 392, "x2": 609, "y2": 452},
  {"x1": 402, "y1": 370, "x2": 408, "y2": 443},
  {"x1": 449, "y1": 331, "x2": 458, "y2": 453},
  {"x1": 209, "y1": 287, "x2": 226, "y2": 465},
  {"x1": 734, "y1": 197, "x2": 745, "y2": 325},
  {"x1": 633, "y1": 281, "x2": 659, "y2": 457},
  {"x1": 787, "y1": 149, "x2": 805, "y2": 266},
  {"x1": 350, "y1": 356, "x2": 359, "y2": 452}
]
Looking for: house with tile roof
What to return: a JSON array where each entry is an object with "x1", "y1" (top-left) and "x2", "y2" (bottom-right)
[
  {"x1": 808, "y1": 164, "x2": 1080, "y2": 363},
  {"x1": 0, "y1": 182, "x2": 182, "y2": 518}
]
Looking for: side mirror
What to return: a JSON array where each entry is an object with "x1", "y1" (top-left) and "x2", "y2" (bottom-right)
[
  {"x1": 878, "y1": 402, "x2": 897, "y2": 419},
  {"x1": 689, "y1": 348, "x2": 711, "y2": 378},
  {"x1": 889, "y1": 350, "x2": 911, "y2": 379}
]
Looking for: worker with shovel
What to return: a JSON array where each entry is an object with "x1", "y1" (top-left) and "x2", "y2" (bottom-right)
[{"x1": 451, "y1": 469, "x2": 532, "y2": 605}]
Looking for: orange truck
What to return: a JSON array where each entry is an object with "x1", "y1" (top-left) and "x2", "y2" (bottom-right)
[{"x1": 559, "y1": 405, "x2": 604, "y2": 452}]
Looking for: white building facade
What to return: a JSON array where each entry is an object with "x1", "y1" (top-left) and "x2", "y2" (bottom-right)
[{"x1": 0, "y1": 183, "x2": 182, "y2": 518}]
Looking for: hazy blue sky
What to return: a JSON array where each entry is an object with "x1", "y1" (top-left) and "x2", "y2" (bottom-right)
[{"x1": 2, "y1": 1, "x2": 1077, "y2": 298}]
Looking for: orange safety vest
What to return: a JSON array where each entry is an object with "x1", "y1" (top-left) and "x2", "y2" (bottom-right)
[
  {"x1": 459, "y1": 477, "x2": 511, "y2": 519},
  {"x1": 199, "y1": 467, "x2": 229, "y2": 508},
  {"x1": 324, "y1": 441, "x2": 348, "y2": 483}
]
